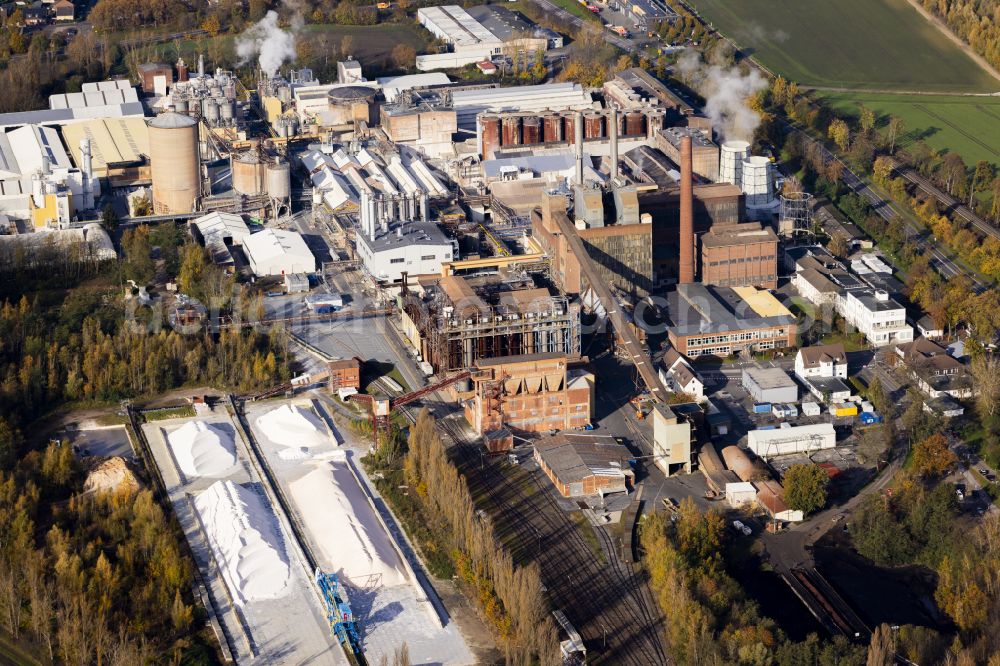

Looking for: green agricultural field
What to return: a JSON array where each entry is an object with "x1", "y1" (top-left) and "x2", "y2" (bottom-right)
[
  {"x1": 816, "y1": 92, "x2": 1000, "y2": 169},
  {"x1": 297, "y1": 24, "x2": 431, "y2": 64},
  {"x1": 686, "y1": 0, "x2": 1000, "y2": 92}
]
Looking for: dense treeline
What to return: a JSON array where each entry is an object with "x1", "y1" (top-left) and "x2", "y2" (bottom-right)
[
  {"x1": 0, "y1": 442, "x2": 208, "y2": 663},
  {"x1": 640, "y1": 502, "x2": 866, "y2": 665},
  {"x1": 917, "y1": 0, "x2": 1000, "y2": 72},
  {"x1": 402, "y1": 410, "x2": 558, "y2": 664}
]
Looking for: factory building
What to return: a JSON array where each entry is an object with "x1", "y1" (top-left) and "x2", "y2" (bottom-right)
[
  {"x1": 463, "y1": 352, "x2": 594, "y2": 434},
  {"x1": 146, "y1": 112, "x2": 200, "y2": 215},
  {"x1": 416, "y1": 5, "x2": 504, "y2": 70},
  {"x1": 0, "y1": 125, "x2": 98, "y2": 226},
  {"x1": 534, "y1": 433, "x2": 635, "y2": 498},
  {"x1": 453, "y1": 83, "x2": 594, "y2": 132},
  {"x1": 380, "y1": 105, "x2": 457, "y2": 158},
  {"x1": 242, "y1": 228, "x2": 317, "y2": 277},
  {"x1": 0, "y1": 223, "x2": 116, "y2": 267},
  {"x1": 666, "y1": 284, "x2": 797, "y2": 357},
  {"x1": 477, "y1": 106, "x2": 660, "y2": 160},
  {"x1": 655, "y1": 127, "x2": 719, "y2": 181},
  {"x1": 60, "y1": 118, "x2": 150, "y2": 185},
  {"x1": 416, "y1": 5, "x2": 558, "y2": 70},
  {"x1": 741, "y1": 366, "x2": 798, "y2": 404},
  {"x1": 191, "y1": 212, "x2": 250, "y2": 267},
  {"x1": 400, "y1": 274, "x2": 581, "y2": 372},
  {"x1": 652, "y1": 403, "x2": 693, "y2": 474},
  {"x1": 642, "y1": 182, "x2": 744, "y2": 285},
  {"x1": 532, "y1": 191, "x2": 653, "y2": 298},
  {"x1": 747, "y1": 423, "x2": 836, "y2": 460},
  {"x1": 700, "y1": 222, "x2": 779, "y2": 289},
  {"x1": 355, "y1": 220, "x2": 455, "y2": 283},
  {"x1": 609, "y1": 69, "x2": 695, "y2": 120}
]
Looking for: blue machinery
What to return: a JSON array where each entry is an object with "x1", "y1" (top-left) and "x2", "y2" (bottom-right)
[{"x1": 315, "y1": 568, "x2": 365, "y2": 662}]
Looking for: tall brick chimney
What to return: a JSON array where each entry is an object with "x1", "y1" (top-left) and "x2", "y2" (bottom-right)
[{"x1": 679, "y1": 135, "x2": 695, "y2": 284}]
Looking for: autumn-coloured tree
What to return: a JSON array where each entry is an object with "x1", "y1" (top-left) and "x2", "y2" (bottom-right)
[
  {"x1": 911, "y1": 433, "x2": 956, "y2": 478},
  {"x1": 784, "y1": 464, "x2": 829, "y2": 515}
]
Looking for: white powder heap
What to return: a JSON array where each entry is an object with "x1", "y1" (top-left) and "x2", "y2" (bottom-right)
[
  {"x1": 255, "y1": 404, "x2": 329, "y2": 456},
  {"x1": 289, "y1": 463, "x2": 408, "y2": 588},
  {"x1": 195, "y1": 480, "x2": 291, "y2": 606},
  {"x1": 168, "y1": 421, "x2": 237, "y2": 478}
]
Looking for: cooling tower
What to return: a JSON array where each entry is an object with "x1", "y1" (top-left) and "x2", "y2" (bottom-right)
[{"x1": 719, "y1": 140, "x2": 751, "y2": 188}]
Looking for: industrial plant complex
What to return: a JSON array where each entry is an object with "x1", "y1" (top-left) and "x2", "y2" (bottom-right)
[{"x1": 11, "y1": 2, "x2": 997, "y2": 663}]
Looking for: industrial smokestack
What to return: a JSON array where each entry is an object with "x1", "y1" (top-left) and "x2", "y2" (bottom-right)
[
  {"x1": 574, "y1": 111, "x2": 584, "y2": 186},
  {"x1": 610, "y1": 106, "x2": 619, "y2": 183},
  {"x1": 80, "y1": 138, "x2": 93, "y2": 209},
  {"x1": 679, "y1": 135, "x2": 695, "y2": 284},
  {"x1": 420, "y1": 192, "x2": 429, "y2": 222}
]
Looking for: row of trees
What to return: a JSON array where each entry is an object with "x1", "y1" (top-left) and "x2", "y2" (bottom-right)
[
  {"x1": 917, "y1": 0, "x2": 1000, "y2": 72},
  {"x1": 402, "y1": 410, "x2": 557, "y2": 664},
  {"x1": 641, "y1": 502, "x2": 865, "y2": 665}
]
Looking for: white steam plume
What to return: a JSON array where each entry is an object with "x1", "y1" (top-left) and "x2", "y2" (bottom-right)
[
  {"x1": 677, "y1": 50, "x2": 767, "y2": 142},
  {"x1": 236, "y1": 10, "x2": 297, "y2": 77}
]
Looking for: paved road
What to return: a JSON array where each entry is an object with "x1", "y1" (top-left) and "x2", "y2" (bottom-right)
[{"x1": 783, "y1": 122, "x2": 988, "y2": 291}]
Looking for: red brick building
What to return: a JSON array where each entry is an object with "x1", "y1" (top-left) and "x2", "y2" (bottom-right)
[{"x1": 700, "y1": 222, "x2": 778, "y2": 289}]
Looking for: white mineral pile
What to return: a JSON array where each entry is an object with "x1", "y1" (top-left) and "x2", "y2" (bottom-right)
[
  {"x1": 289, "y1": 463, "x2": 408, "y2": 587},
  {"x1": 167, "y1": 421, "x2": 237, "y2": 478},
  {"x1": 194, "y1": 480, "x2": 290, "y2": 606},
  {"x1": 255, "y1": 404, "x2": 329, "y2": 457}
]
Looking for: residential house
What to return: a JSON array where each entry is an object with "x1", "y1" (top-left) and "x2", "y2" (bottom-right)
[
  {"x1": 896, "y1": 337, "x2": 972, "y2": 399},
  {"x1": 658, "y1": 347, "x2": 704, "y2": 401},
  {"x1": 915, "y1": 315, "x2": 944, "y2": 340},
  {"x1": 53, "y1": 0, "x2": 72, "y2": 21},
  {"x1": 794, "y1": 343, "x2": 848, "y2": 380},
  {"x1": 23, "y1": 1, "x2": 47, "y2": 25},
  {"x1": 841, "y1": 289, "x2": 913, "y2": 347}
]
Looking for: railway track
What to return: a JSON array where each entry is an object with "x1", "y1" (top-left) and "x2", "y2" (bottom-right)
[{"x1": 430, "y1": 410, "x2": 668, "y2": 665}]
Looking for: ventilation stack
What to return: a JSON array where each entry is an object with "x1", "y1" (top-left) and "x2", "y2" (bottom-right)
[
  {"x1": 679, "y1": 135, "x2": 695, "y2": 284},
  {"x1": 79, "y1": 137, "x2": 94, "y2": 210},
  {"x1": 574, "y1": 111, "x2": 584, "y2": 186},
  {"x1": 610, "y1": 105, "x2": 619, "y2": 183}
]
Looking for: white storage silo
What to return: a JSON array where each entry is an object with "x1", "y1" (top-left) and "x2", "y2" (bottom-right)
[
  {"x1": 266, "y1": 160, "x2": 291, "y2": 201},
  {"x1": 741, "y1": 156, "x2": 774, "y2": 207},
  {"x1": 719, "y1": 140, "x2": 751, "y2": 188}
]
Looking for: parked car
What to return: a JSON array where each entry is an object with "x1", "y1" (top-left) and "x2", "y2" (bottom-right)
[{"x1": 731, "y1": 520, "x2": 751, "y2": 536}]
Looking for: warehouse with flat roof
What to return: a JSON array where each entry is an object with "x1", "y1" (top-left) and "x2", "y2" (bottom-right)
[{"x1": 61, "y1": 117, "x2": 150, "y2": 178}]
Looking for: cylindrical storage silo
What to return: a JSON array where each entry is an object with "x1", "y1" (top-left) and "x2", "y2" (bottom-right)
[
  {"x1": 232, "y1": 150, "x2": 267, "y2": 196},
  {"x1": 173, "y1": 97, "x2": 188, "y2": 116},
  {"x1": 501, "y1": 115, "x2": 521, "y2": 147},
  {"x1": 741, "y1": 156, "x2": 774, "y2": 208},
  {"x1": 645, "y1": 108, "x2": 664, "y2": 139},
  {"x1": 563, "y1": 114, "x2": 576, "y2": 141},
  {"x1": 583, "y1": 112, "x2": 603, "y2": 139},
  {"x1": 326, "y1": 86, "x2": 378, "y2": 126},
  {"x1": 481, "y1": 114, "x2": 501, "y2": 159},
  {"x1": 720, "y1": 140, "x2": 751, "y2": 188},
  {"x1": 521, "y1": 116, "x2": 541, "y2": 145},
  {"x1": 202, "y1": 99, "x2": 220, "y2": 125},
  {"x1": 543, "y1": 114, "x2": 562, "y2": 143},
  {"x1": 220, "y1": 101, "x2": 235, "y2": 123},
  {"x1": 266, "y1": 160, "x2": 291, "y2": 200},
  {"x1": 147, "y1": 112, "x2": 200, "y2": 215},
  {"x1": 176, "y1": 59, "x2": 189, "y2": 82},
  {"x1": 625, "y1": 111, "x2": 645, "y2": 137}
]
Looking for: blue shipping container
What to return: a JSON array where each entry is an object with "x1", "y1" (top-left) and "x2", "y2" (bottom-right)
[
  {"x1": 860, "y1": 412, "x2": 883, "y2": 424},
  {"x1": 753, "y1": 403, "x2": 772, "y2": 414}
]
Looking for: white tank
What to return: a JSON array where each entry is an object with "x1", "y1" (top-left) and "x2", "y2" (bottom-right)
[
  {"x1": 720, "y1": 140, "x2": 751, "y2": 188},
  {"x1": 202, "y1": 99, "x2": 220, "y2": 124},
  {"x1": 266, "y1": 160, "x2": 291, "y2": 200},
  {"x1": 741, "y1": 156, "x2": 774, "y2": 207}
]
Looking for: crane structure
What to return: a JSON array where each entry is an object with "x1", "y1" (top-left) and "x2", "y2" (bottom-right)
[
  {"x1": 315, "y1": 568, "x2": 365, "y2": 662},
  {"x1": 347, "y1": 370, "x2": 471, "y2": 448}
]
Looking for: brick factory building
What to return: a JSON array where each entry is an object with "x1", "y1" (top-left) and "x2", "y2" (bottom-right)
[
  {"x1": 655, "y1": 127, "x2": 719, "y2": 182},
  {"x1": 534, "y1": 433, "x2": 635, "y2": 498},
  {"x1": 533, "y1": 191, "x2": 654, "y2": 298},
  {"x1": 666, "y1": 283, "x2": 797, "y2": 357},
  {"x1": 463, "y1": 352, "x2": 594, "y2": 434},
  {"x1": 326, "y1": 358, "x2": 361, "y2": 390},
  {"x1": 700, "y1": 222, "x2": 779, "y2": 289},
  {"x1": 400, "y1": 273, "x2": 581, "y2": 372}
]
